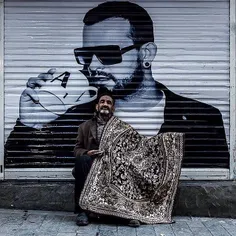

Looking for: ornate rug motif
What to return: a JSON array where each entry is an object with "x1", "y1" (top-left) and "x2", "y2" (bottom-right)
[{"x1": 80, "y1": 116, "x2": 184, "y2": 224}]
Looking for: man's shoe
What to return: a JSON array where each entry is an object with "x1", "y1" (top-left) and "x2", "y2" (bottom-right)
[
  {"x1": 128, "y1": 219, "x2": 141, "y2": 227},
  {"x1": 76, "y1": 212, "x2": 89, "y2": 226}
]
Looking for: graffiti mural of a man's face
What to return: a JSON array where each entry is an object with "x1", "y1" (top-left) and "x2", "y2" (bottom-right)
[
  {"x1": 4, "y1": 1, "x2": 229, "y2": 169},
  {"x1": 80, "y1": 18, "x2": 144, "y2": 98}
]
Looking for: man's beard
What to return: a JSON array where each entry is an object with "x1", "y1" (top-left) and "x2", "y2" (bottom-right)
[
  {"x1": 81, "y1": 60, "x2": 144, "y2": 100},
  {"x1": 100, "y1": 107, "x2": 110, "y2": 115},
  {"x1": 97, "y1": 106, "x2": 113, "y2": 117}
]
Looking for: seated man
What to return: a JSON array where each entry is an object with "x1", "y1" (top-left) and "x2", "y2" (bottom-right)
[{"x1": 73, "y1": 87, "x2": 141, "y2": 227}]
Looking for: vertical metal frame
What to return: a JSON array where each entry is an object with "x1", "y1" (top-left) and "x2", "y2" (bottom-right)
[
  {"x1": 230, "y1": 0, "x2": 236, "y2": 179},
  {"x1": 0, "y1": 0, "x2": 4, "y2": 180}
]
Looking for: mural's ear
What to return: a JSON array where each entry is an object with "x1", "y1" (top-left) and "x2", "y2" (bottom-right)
[
  {"x1": 139, "y1": 42, "x2": 157, "y2": 64},
  {"x1": 95, "y1": 104, "x2": 99, "y2": 112}
]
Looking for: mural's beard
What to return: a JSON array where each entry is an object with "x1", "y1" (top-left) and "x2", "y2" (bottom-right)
[{"x1": 84, "y1": 61, "x2": 144, "y2": 99}]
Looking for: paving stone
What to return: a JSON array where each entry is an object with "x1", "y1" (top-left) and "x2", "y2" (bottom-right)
[
  {"x1": 0, "y1": 213, "x2": 16, "y2": 226},
  {"x1": 16, "y1": 231, "x2": 36, "y2": 236},
  {"x1": 98, "y1": 224, "x2": 118, "y2": 236},
  {"x1": 3, "y1": 213, "x2": 25, "y2": 226},
  {"x1": 0, "y1": 222, "x2": 21, "y2": 232},
  {"x1": 153, "y1": 223, "x2": 175, "y2": 236},
  {"x1": 58, "y1": 215, "x2": 78, "y2": 233},
  {"x1": 0, "y1": 232, "x2": 14, "y2": 236},
  {"x1": 219, "y1": 218, "x2": 236, "y2": 236},
  {"x1": 37, "y1": 214, "x2": 64, "y2": 233},
  {"x1": 0, "y1": 214, "x2": 25, "y2": 235},
  {"x1": 1, "y1": 209, "x2": 236, "y2": 236},
  {"x1": 117, "y1": 226, "x2": 136, "y2": 236},
  {"x1": 57, "y1": 233, "x2": 77, "y2": 236},
  {"x1": 76, "y1": 223, "x2": 99, "y2": 236},
  {"x1": 185, "y1": 219, "x2": 212, "y2": 236},
  {"x1": 136, "y1": 225, "x2": 156, "y2": 236},
  {"x1": 202, "y1": 218, "x2": 231, "y2": 236},
  {"x1": 35, "y1": 232, "x2": 60, "y2": 236},
  {"x1": 0, "y1": 228, "x2": 18, "y2": 236},
  {"x1": 189, "y1": 227, "x2": 213, "y2": 236},
  {"x1": 18, "y1": 213, "x2": 46, "y2": 232},
  {"x1": 171, "y1": 221, "x2": 194, "y2": 236},
  {"x1": 4, "y1": 229, "x2": 31, "y2": 236}
]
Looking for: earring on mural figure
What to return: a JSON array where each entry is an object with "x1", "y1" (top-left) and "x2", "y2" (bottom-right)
[{"x1": 143, "y1": 61, "x2": 151, "y2": 69}]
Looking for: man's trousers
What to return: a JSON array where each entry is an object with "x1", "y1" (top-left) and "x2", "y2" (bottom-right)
[{"x1": 72, "y1": 155, "x2": 94, "y2": 213}]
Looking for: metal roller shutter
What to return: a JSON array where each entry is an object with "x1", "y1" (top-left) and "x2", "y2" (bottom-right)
[{"x1": 4, "y1": 0, "x2": 230, "y2": 168}]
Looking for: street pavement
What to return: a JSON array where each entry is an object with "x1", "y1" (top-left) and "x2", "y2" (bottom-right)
[{"x1": 0, "y1": 208, "x2": 235, "y2": 236}]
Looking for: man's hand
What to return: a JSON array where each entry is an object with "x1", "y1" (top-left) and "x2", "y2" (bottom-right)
[
  {"x1": 19, "y1": 68, "x2": 59, "y2": 129},
  {"x1": 87, "y1": 150, "x2": 104, "y2": 157}
]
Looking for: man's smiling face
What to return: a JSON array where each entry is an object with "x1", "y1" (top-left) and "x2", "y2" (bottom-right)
[
  {"x1": 96, "y1": 95, "x2": 114, "y2": 116},
  {"x1": 82, "y1": 18, "x2": 144, "y2": 99}
]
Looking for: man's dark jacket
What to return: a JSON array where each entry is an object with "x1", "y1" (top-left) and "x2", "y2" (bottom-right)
[
  {"x1": 73, "y1": 117, "x2": 99, "y2": 158},
  {"x1": 5, "y1": 82, "x2": 229, "y2": 168}
]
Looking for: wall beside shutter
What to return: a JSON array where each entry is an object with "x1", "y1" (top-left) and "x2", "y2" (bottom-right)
[{"x1": 4, "y1": 0, "x2": 230, "y2": 168}]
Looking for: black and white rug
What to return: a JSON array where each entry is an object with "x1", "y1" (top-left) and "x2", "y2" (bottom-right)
[{"x1": 80, "y1": 116, "x2": 184, "y2": 224}]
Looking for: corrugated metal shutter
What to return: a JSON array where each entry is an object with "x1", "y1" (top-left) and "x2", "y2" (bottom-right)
[{"x1": 4, "y1": 0, "x2": 230, "y2": 168}]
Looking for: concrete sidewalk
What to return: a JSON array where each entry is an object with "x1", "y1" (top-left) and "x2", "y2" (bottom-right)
[{"x1": 0, "y1": 208, "x2": 235, "y2": 236}]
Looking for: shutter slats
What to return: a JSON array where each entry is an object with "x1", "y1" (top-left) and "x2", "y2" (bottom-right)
[{"x1": 4, "y1": 0, "x2": 230, "y2": 168}]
